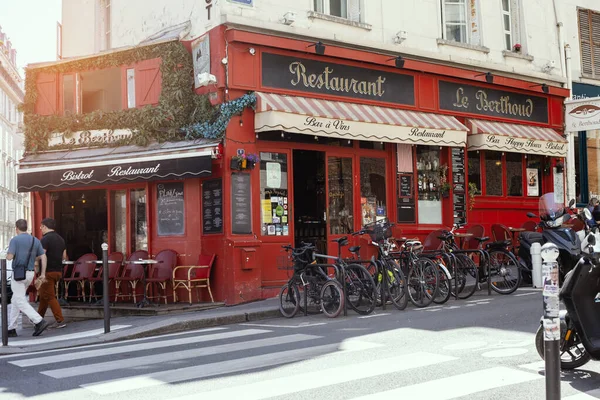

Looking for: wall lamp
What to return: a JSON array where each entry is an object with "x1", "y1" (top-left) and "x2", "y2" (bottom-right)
[
  {"x1": 387, "y1": 55, "x2": 405, "y2": 69},
  {"x1": 308, "y1": 41, "x2": 326, "y2": 55},
  {"x1": 529, "y1": 83, "x2": 550, "y2": 93},
  {"x1": 475, "y1": 72, "x2": 494, "y2": 84}
]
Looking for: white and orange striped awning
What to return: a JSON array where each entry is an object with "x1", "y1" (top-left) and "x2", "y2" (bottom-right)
[
  {"x1": 255, "y1": 92, "x2": 468, "y2": 147},
  {"x1": 467, "y1": 119, "x2": 567, "y2": 157}
]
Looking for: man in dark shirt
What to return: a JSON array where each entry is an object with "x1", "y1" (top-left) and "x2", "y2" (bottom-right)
[{"x1": 38, "y1": 218, "x2": 67, "y2": 328}]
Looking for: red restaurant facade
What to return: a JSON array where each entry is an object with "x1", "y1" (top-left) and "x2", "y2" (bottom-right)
[{"x1": 21, "y1": 26, "x2": 570, "y2": 305}]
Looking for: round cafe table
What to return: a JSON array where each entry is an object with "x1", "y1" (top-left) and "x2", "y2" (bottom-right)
[
  {"x1": 132, "y1": 259, "x2": 159, "y2": 308},
  {"x1": 454, "y1": 232, "x2": 473, "y2": 249}
]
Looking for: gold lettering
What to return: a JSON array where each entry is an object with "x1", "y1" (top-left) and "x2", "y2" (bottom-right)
[
  {"x1": 453, "y1": 87, "x2": 469, "y2": 108},
  {"x1": 289, "y1": 62, "x2": 307, "y2": 86}
]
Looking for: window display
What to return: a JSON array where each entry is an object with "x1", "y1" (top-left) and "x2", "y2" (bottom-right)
[
  {"x1": 360, "y1": 157, "x2": 386, "y2": 226},
  {"x1": 485, "y1": 152, "x2": 503, "y2": 196},
  {"x1": 130, "y1": 188, "x2": 147, "y2": 252},
  {"x1": 328, "y1": 157, "x2": 354, "y2": 235},
  {"x1": 260, "y1": 152, "x2": 289, "y2": 236},
  {"x1": 416, "y1": 146, "x2": 442, "y2": 224},
  {"x1": 507, "y1": 153, "x2": 523, "y2": 196}
]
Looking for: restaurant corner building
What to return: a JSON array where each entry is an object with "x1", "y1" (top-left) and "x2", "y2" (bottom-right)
[{"x1": 19, "y1": 26, "x2": 570, "y2": 305}]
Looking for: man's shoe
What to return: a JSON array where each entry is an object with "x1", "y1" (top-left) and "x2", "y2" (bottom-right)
[
  {"x1": 7, "y1": 329, "x2": 17, "y2": 338},
  {"x1": 32, "y1": 320, "x2": 49, "y2": 337},
  {"x1": 53, "y1": 321, "x2": 67, "y2": 329}
]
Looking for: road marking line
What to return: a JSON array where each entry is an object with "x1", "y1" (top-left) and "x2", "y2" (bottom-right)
[
  {"x1": 466, "y1": 298, "x2": 493, "y2": 303},
  {"x1": 11, "y1": 328, "x2": 270, "y2": 368},
  {"x1": 350, "y1": 366, "x2": 542, "y2": 399},
  {"x1": 160, "y1": 352, "x2": 458, "y2": 400},
  {"x1": 515, "y1": 292, "x2": 538, "y2": 297},
  {"x1": 240, "y1": 322, "x2": 327, "y2": 328},
  {"x1": 358, "y1": 313, "x2": 390, "y2": 319},
  {"x1": 517, "y1": 288, "x2": 542, "y2": 291},
  {"x1": 43, "y1": 333, "x2": 319, "y2": 379},
  {"x1": 3, "y1": 325, "x2": 131, "y2": 347},
  {"x1": 83, "y1": 340, "x2": 390, "y2": 395}
]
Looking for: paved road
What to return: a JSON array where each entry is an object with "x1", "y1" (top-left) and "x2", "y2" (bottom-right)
[{"x1": 0, "y1": 288, "x2": 599, "y2": 400}]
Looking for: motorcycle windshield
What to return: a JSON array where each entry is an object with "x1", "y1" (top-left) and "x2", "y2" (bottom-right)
[{"x1": 539, "y1": 192, "x2": 565, "y2": 221}]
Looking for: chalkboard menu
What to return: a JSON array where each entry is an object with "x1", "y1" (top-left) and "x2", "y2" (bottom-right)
[
  {"x1": 231, "y1": 173, "x2": 252, "y2": 234},
  {"x1": 202, "y1": 179, "x2": 223, "y2": 234},
  {"x1": 157, "y1": 182, "x2": 185, "y2": 236},
  {"x1": 397, "y1": 174, "x2": 416, "y2": 223},
  {"x1": 451, "y1": 148, "x2": 467, "y2": 225}
]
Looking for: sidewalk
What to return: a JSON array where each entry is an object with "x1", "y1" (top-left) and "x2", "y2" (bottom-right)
[{"x1": 0, "y1": 297, "x2": 281, "y2": 355}]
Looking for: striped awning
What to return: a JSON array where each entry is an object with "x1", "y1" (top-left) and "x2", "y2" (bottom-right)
[
  {"x1": 467, "y1": 119, "x2": 567, "y2": 157},
  {"x1": 255, "y1": 92, "x2": 468, "y2": 147}
]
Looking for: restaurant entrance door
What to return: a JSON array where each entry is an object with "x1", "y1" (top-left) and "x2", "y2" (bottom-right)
[{"x1": 51, "y1": 189, "x2": 107, "y2": 261}]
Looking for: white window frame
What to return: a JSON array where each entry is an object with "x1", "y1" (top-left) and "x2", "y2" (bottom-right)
[
  {"x1": 502, "y1": 0, "x2": 512, "y2": 51},
  {"x1": 314, "y1": 0, "x2": 363, "y2": 23},
  {"x1": 441, "y1": 0, "x2": 469, "y2": 44},
  {"x1": 502, "y1": 0, "x2": 524, "y2": 52}
]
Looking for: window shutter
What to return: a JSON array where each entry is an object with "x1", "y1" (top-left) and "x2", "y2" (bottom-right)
[
  {"x1": 580, "y1": 9, "x2": 594, "y2": 77},
  {"x1": 134, "y1": 58, "x2": 162, "y2": 107},
  {"x1": 347, "y1": 0, "x2": 361, "y2": 22},
  {"x1": 592, "y1": 11, "x2": 600, "y2": 77},
  {"x1": 34, "y1": 72, "x2": 58, "y2": 116}
]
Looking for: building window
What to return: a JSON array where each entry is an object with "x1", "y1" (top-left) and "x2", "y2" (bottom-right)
[
  {"x1": 441, "y1": 0, "x2": 482, "y2": 45},
  {"x1": 507, "y1": 152, "x2": 523, "y2": 196},
  {"x1": 130, "y1": 188, "x2": 147, "y2": 252},
  {"x1": 103, "y1": 0, "x2": 111, "y2": 50},
  {"x1": 526, "y1": 155, "x2": 543, "y2": 197},
  {"x1": 502, "y1": 0, "x2": 512, "y2": 51},
  {"x1": 260, "y1": 152, "x2": 289, "y2": 236},
  {"x1": 578, "y1": 8, "x2": 600, "y2": 78},
  {"x1": 484, "y1": 152, "x2": 503, "y2": 196},
  {"x1": 360, "y1": 157, "x2": 386, "y2": 226},
  {"x1": 314, "y1": 0, "x2": 362, "y2": 22},
  {"x1": 467, "y1": 151, "x2": 481, "y2": 193},
  {"x1": 416, "y1": 146, "x2": 442, "y2": 224}
]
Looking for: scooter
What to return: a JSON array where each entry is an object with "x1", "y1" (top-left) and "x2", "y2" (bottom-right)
[
  {"x1": 518, "y1": 196, "x2": 581, "y2": 283},
  {"x1": 534, "y1": 215, "x2": 600, "y2": 369}
]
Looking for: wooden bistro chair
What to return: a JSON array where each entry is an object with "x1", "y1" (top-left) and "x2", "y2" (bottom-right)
[
  {"x1": 173, "y1": 254, "x2": 216, "y2": 304},
  {"x1": 520, "y1": 220, "x2": 538, "y2": 232},
  {"x1": 62, "y1": 253, "x2": 98, "y2": 302},
  {"x1": 88, "y1": 252, "x2": 124, "y2": 302},
  {"x1": 114, "y1": 250, "x2": 149, "y2": 303},
  {"x1": 146, "y1": 249, "x2": 178, "y2": 304}
]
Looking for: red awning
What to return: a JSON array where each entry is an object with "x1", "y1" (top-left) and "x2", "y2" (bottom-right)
[
  {"x1": 467, "y1": 119, "x2": 567, "y2": 157},
  {"x1": 255, "y1": 92, "x2": 468, "y2": 147}
]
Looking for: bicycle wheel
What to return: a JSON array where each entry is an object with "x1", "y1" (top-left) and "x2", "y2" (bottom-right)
[
  {"x1": 320, "y1": 280, "x2": 344, "y2": 318},
  {"x1": 433, "y1": 260, "x2": 451, "y2": 304},
  {"x1": 386, "y1": 261, "x2": 408, "y2": 310},
  {"x1": 407, "y1": 257, "x2": 438, "y2": 308},
  {"x1": 278, "y1": 282, "x2": 300, "y2": 318},
  {"x1": 488, "y1": 249, "x2": 521, "y2": 294},
  {"x1": 345, "y1": 264, "x2": 377, "y2": 315},
  {"x1": 452, "y1": 254, "x2": 478, "y2": 299}
]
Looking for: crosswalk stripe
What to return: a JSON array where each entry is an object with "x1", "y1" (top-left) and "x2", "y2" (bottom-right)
[
  {"x1": 83, "y1": 343, "x2": 347, "y2": 395},
  {"x1": 3, "y1": 325, "x2": 131, "y2": 347},
  {"x1": 564, "y1": 389, "x2": 600, "y2": 399},
  {"x1": 350, "y1": 366, "x2": 542, "y2": 399},
  {"x1": 10, "y1": 328, "x2": 271, "y2": 368},
  {"x1": 42, "y1": 333, "x2": 319, "y2": 379},
  {"x1": 161, "y1": 352, "x2": 458, "y2": 400}
]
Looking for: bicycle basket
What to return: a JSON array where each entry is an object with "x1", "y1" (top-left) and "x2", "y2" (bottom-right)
[
  {"x1": 292, "y1": 246, "x2": 315, "y2": 271},
  {"x1": 363, "y1": 218, "x2": 392, "y2": 242}
]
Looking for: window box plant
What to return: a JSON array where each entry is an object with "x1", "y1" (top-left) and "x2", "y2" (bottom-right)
[{"x1": 513, "y1": 43, "x2": 522, "y2": 53}]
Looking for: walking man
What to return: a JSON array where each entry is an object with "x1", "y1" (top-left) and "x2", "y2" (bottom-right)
[
  {"x1": 38, "y1": 218, "x2": 67, "y2": 328},
  {"x1": 6, "y1": 219, "x2": 50, "y2": 337}
]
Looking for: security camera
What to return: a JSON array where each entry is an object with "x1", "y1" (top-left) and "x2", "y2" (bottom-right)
[
  {"x1": 282, "y1": 11, "x2": 296, "y2": 25},
  {"x1": 393, "y1": 31, "x2": 408, "y2": 44}
]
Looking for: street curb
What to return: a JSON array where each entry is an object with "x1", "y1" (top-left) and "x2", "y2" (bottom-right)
[{"x1": 0, "y1": 308, "x2": 282, "y2": 355}]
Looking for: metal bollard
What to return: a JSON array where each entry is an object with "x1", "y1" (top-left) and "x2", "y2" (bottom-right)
[
  {"x1": 540, "y1": 242, "x2": 561, "y2": 400},
  {"x1": 532, "y1": 243, "x2": 543, "y2": 288},
  {"x1": 1, "y1": 257, "x2": 7, "y2": 346},
  {"x1": 102, "y1": 243, "x2": 110, "y2": 334}
]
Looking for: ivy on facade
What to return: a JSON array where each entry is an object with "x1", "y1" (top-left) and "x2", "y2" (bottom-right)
[{"x1": 21, "y1": 41, "x2": 252, "y2": 153}]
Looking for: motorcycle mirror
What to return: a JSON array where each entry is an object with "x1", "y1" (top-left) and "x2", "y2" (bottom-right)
[
  {"x1": 569, "y1": 199, "x2": 576, "y2": 207},
  {"x1": 589, "y1": 235, "x2": 596, "y2": 246},
  {"x1": 526, "y1": 212, "x2": 536, "y2": 218},
  {"x1": 584, "y1": 208, "x2": 593, "y2": 220}
]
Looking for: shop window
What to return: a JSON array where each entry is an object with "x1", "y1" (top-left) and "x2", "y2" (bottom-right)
[
  {"x1": 328, "y1": 157, "x2": 354, "y2": 235},
  {"x1": 467, "y1": 151, "x2": 481, "y2": 193},
  {"x1": 111, "y1": 190, "x2": 127, "y2": 255},
  {"x1": 360, "y1": 157, "x2": 386, "y2": 226},
  {"x1": 260, "y1": 152, "x2": 290, "y2": 236},
  {"x1": 526, "y1": 155, "x2": 543, "y2": 197},
  {"x1": 80, "y1": 67, "x2": 122, "y2": 113},
  {"x1": 586, "y1": 130, "x2": 600, "y2": 200},
  {"x1": 506, "y1": 152, "x2": 523, "y2": 196},
  {"x1": 416, "y1": 146, "x2": 442, "y2": 224},
  {"x1": 484, "y1": 152, "x2": 503, "y2": 196},
  {"x1": 359, "y1": 141, "x2": 385, "y2": 150},
  {"x1": 130, "y1": 188, "x2": 147, "y2": 252}
]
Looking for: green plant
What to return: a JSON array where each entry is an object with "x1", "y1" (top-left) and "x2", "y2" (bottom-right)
[
  {"x1": 468, "y1": 182, "x2": 480, "y2": 211},
  {"x1": 439, "y1": 181, "x2": 451, "y2": 193}
]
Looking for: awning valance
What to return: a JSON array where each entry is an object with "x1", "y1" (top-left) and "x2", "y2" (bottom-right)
[
  {"x1": 17, "y1": 139, "x2": 217, "y2": 192},
  {"x1": 255, "y1": 92, "x2": 468, "y2": 147},
  {"x1": 467, "y1": 119, "x2": 567, "y2": 157}
]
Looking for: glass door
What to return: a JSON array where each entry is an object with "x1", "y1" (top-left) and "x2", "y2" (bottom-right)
[{"x1": 327, "y1": 156, "x2": 354, "y2": 256}]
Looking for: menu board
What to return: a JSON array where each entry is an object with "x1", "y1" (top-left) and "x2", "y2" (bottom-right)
[
  {"x1": 202, "y1": 179, "x2": 223, "y2": 234},
  {"x1": 397, "y1": 174, "x2": 415, "y2": 223},
  {"x1": 452, "y1": 148, "x2": 467, "y2": 225},
  {"x1": 231, "y1": 173, "x2": 252, "y2": 234},
  {"x1": 157, "y1": 182, "x2": 185, "y2": 236}
]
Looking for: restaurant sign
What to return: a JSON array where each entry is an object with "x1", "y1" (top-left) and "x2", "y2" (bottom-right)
[
  {"x1": 261, "y1": 52, "x2": 415, "y2": 105},
  {"x1": 48, "y1": 129, "x2": 133, "y2": 148},
  {"x1": 467, "y1": 134, "x2": 567, "y2": 157},
  {"x1": 439, "y1": 81, "x2": 548, "y2": 124},
  {"x1": 17, "y1": 154, "x2": 212, "y2": 192},
  {"x1": 565, "y1": 96, "x2": 600, "y2": 131}
]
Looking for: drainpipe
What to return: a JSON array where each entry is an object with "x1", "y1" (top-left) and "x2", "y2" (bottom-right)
[
  {"x1": 565, "y1": 44, "x2": 576, "y2": 203},
  {"x1": 552, "y1": 0, "x2": 566, "y2": 79}
]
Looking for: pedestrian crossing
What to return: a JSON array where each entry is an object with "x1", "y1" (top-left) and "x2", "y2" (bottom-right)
[{"x1": 2, "y1": 325, "x2": 599, "y2": 400}]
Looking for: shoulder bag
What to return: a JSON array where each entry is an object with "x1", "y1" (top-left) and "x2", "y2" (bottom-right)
[{"x1": 12, "y1": 236, "x2": 35, "y2": 281}]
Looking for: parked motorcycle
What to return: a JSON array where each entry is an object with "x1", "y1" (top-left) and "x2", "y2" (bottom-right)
[
  {"x1": 534, "y1": 218, "x2": 600, "y2": 369},
  {"x1": 518, "y1": 193, "x2": 582, "y2": 283}
]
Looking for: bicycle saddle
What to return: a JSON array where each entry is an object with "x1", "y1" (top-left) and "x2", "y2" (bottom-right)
[
  {"x1": 349, "y1": 246, "x2": 361, "y2": 253},
  {"x1": 331, "y1": 236, "x2": 349, "y2": 246},
  {"x1": 474, "y1": 236, "x2": 489, "y2": 242},
  {"x1": 485, "y1": 240, "x2": 511, "y2": 249}
]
